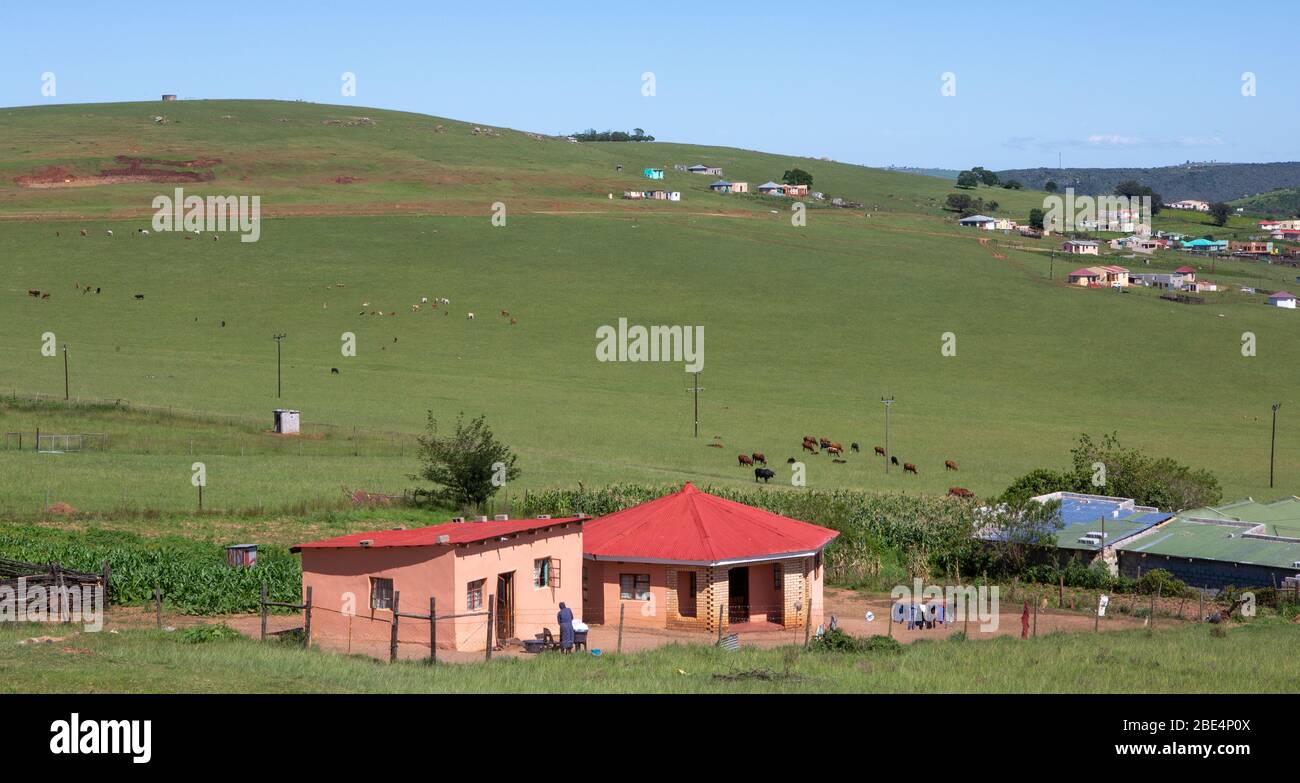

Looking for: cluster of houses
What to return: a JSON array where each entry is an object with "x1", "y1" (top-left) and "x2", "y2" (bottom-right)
[
  {"x1": 1065, "y1": 262, "x2": 1224, "y2": 295},
  {"x1": 990, "y1": 491, "x2": 1300, "y2": 593},
  {"x1": 292, "y1": 483, "x2": 837, "y2": 652},
  {"x1": 627, "y1": 163, "x2": 822, "y2": 203}
]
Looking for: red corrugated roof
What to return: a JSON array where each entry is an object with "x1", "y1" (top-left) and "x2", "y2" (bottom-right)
[
  {"x1": 1175, "y1": 266, "x2": 1196, "y2": 273},
  {"x1": 583, "y1": 483, "x2": 838, "y2": 565},
  {"x1": 291, "y1": 516, "x2": 584, "y2": 552}
]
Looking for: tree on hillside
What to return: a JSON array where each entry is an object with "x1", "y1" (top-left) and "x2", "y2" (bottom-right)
[
  {"x1": 956, "y1": 170, "x2": 979, "y2": 189},
  {"x1": 1002, "y1": 180, "x2": 1023, "y2": 190},
  {"x1": 1044, "y1": 181, "x2": 1058, "y2": 193},
  {"x1": 972, "y1": 166, "x2": 1000, "y2": 187},
  {"x1": 1028, "y1": 207, "x2": 1045, "y2": 230},
  {"x1": 1208, "y1": 201, "x2": 1232, "y2": 226},
  {"x1": 1114, "y1": 180, "x2": 1164, "y2": 215},
  {"x1": 782, "y1": 168, "x2": 814, "y2": 187},
  {"x1": 945, "y1": 193, "x2": 973, "y2": 213},
  {"x1": 411, "y1": 412, "x2": 521, "y2": 509}
]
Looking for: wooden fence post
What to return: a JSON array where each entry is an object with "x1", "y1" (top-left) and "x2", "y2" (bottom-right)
[
  {"x1": 303, "y1": 586, "x2": 312, "y2": 649},
  {"x1": 1150, "y1": 584, "x2": 1160, "y2": 630},
  {"x1": 1032, "y1": 591, "x2": 1038, "y2": 637},
  {"x1": 1094, "y1": 593, "x2": 1102, "y2": 633},
  {"x1": 260, "y1": 583, "x2": 268, "y2": 641},
  {"x1": 716, "y1": 603, "x2": 725, "y2": 644},
  {"x1": 803, "y1": 604, "x2": 812, "y2": 648},
  {"x1": 617, "y1": 603, "x2": 626, "y2": 654},
  {"x1": 389, "y1": 591, "x2": 401, "y2": 663},
  {"x1": 155, "y1": 584, "x2": 162, "y2": 629},
  {"x1": 1058, "y1": 573, "x2": 1064, "y2": 606},
  {"x1": 429, "y1": 597, "x2": 437, "y2": 666},
  {"x1": 1198, "y1": 592, "x2": 1204, "y2": 623},
  {"x1": 485, "y1": 594, "x2": 494, "y2": 661}
]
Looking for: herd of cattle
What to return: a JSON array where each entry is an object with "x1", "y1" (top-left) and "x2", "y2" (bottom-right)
[{"x1": 736, "y1": 436, "x2": 974, "y2": 498}]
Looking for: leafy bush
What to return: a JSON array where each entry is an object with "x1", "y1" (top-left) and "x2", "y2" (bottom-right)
[
  {"x1": 808, "y1": 628, "x2": 901, "y2": 654},
  {"x1": 1135, "y1": 568, "x2": 1187, "y2": 597},
  {"x1": 180, "y1": 623, "x2": 242, "y2": 644}
]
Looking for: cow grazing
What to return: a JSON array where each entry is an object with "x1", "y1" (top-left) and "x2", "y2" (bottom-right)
[
  {"x1": 738, "y1": 454, "x2": 754, "y2": 467},
  {"x1": 802, "y1": 441, "x2": 817, "y2": 454},
  {"x1": 890, "y1": 456, "x2": 899, "y2": 466},
  {"x1": 754, "y1": 467, "x2": 775, "y2": 483},
  {"x1": 95, "y1": 287, "x2": 101, "y2": 294},
  {"x1": 510, "y1": 318, "x2": 517, "y2": 325},
  {"x1": 137, "y1": 228, "x2": 149, "y2": 235},
  {"x1": 331, "y1": 368, "x2": 340, "y2": 375},
  {"x1": 706, "y1": 442, "x2": 724, "y2": 448},
  {"x1": 751, "y1": 452, "x2": 767, "y2": 466},
  {"x1": 411, "y1": 304, "x2": 420, "y2": 312},
  {"x1": 501, "y1": 309, "x2": 510, "y2": 317},
  {"x1": 903, "y1": 463, "x2": 918, "y2": 475},
  {"x1": 948, "y1": 487, "x2": 974, "y2": 499},
  {"x1": 134, "y1": 294, "x2": 144, "y2": 300},
  {"x1": 41, "y1": 293, "x2": 49, "y2": 299},
  {"x1": 945, "y1": 460, "x2": 959, "y2": 471},
  {"x1": 827, "y1": 445, "x2": 843, "y2": 457},
  {"x1": 466, "y1": 312, "x2": 475, "y2": 320},
  {"x1": 421, "y1": 297, "x2": 428, "y2": 303},
  {"x1": 851, "y1": 442, "x2": 860, "y2": 453},
  {"x1": 786, "y1": 457, "x2": 796, "y2": 464},
  {"x1": 105, "y1": 230, "x2": 113, "y2": 237},
  {"x1": 27, "y1": 289, "x2": 40, "y2": 298},
  {"x1": 819, "y1": 437, "x2": 832, "y2": 450},
  {"x1": 874, "y1": 445, "x2": 885, "y2": 457},
  {"x1": 79, "y1": 229, "x2": 87, "y2": 237}
]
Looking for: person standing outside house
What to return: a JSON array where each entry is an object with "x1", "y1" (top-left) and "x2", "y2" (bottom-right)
[{"x1": 557, "y1": 602, "x2": 575, "y2": 652}]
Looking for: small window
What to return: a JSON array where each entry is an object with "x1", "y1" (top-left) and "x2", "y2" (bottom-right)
[
  {"x1": 370, "y1": 577, "x2": 394, "y2": 610},
  {"x1": 467, "y1": 578, "x2": 485, "y2": 611},
  {"x1": 774, "y1": 564, "x2": 784, "y2": 590},
  {"x1": 687, "y1": 571, "x2": 697, "y2": 599},
  {"x1": 620, "y1": 573, "x2": 651, "y2": 601},
  {"x1": 534, "y1": 558, "x2": 550, "y2": 588}
]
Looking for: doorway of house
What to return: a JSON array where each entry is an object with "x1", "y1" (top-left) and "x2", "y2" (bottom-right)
[
  {"x1": 728, "y1": 566, "x2": 749, "y2": 624},
  {"x1": 496, "y1": 572, "x2": 515, "y2": 640}
]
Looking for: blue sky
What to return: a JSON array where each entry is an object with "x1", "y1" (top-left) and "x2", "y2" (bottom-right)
[{"x1": 3, "y1": 0, "x2": 1296, "y2": 169}]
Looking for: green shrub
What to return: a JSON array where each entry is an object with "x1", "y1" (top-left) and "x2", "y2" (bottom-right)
[{"x1": 180, "y1": 623, "x2": 242, "y2": 644}]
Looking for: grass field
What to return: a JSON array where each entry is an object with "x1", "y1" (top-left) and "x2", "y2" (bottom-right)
[
  {"x1": 3, "y1": 618, "x2": 1294, "y2": 693},
  {"x1": 1, "y1": 99, "x2": 1298, "y2": 514}
]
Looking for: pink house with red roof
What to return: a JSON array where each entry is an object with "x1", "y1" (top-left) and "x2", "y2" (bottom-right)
[
  {"x1": 582, "y1": 483, "x2": 838, "y2": 633},
  {"x1": 293, "y1": 515, "x2": 585, "y2": 652}
]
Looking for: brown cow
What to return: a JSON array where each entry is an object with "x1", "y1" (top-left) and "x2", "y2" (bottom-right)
[
  {"x1": 945, "y1": 460, "x2": 959, "y2": 471},
  {"x1": 27, "y1": 289, "x2": 40, "y2": 298},
  {"x1": 903, "y1": 463, "x2": 918, "y2": 475},
  {"x1": 819, "y1": 437, "x2": 832, "y2": 449},
  {"x1": 751, "y1": 452, "x2": 767, "y2": 466},
  {"x1": 874, "y1": 445, "x2": 886, "y2": 457},
  {"x1": 802, "y1": 441, "x2": 817, "y2": 454},
  {"x1": 738, "y1": 454, "x2": 754, "y2": 467},
  {"x1": 948, "y1": 487, "x2": 974, "y2": 499},
  {"x1": 827, "y1": 445, "x2": 843, "y2": 457}
]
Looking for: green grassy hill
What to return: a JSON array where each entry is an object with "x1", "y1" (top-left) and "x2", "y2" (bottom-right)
[{"x1": 1, "y1": 99, "x2": 1298, "y2": 513}]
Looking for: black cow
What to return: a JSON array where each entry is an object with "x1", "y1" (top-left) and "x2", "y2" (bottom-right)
[
  {"x1": 754, "y1": 467, "x2": 776, "y2": 483},
  {"x1": 331, "y1": 368, "x2": 340, "y2": 375},
  {"x1": 851, "y1": 442, "x2": 860, "y2": 453},
  {"x1": 890, "y1": 456, "x2": 899, "y2": 466}
]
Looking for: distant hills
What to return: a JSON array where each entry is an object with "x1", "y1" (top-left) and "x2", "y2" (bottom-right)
[
  {"x1": 1232, "y1": 187, "x2": 1300, "y2": 218},
  {"x1": 992, "y1": 162, "x2": 1300, "y2": 204}
]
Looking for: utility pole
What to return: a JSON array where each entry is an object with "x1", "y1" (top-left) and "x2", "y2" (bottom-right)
[
  {"x1": 881, "y1": 396, "x2": 894, "y2": 474},
  {"x1": 1049, "y1": 251, "x2": 1055, "y2": 280},
  {"x1": 62, "y1": 344, "x2": 69, "y2": 400},
  {"x1": 1270, "y1": 402, "x2": 1282, "y2": 489},
  {"x1": 272, "y1": 333, "x2": 287, "y2": 398},
  {"x1": 685, "y1": 372, "x2": 705, "y2": 438}
]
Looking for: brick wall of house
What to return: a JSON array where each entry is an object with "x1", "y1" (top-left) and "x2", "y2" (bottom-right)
[
  {"x1": 704, "y1": 566, "x2": 730, "y2": 632},
  {"x1": 666, "y1": 566, "x2": 709, "y2": 630},
  {"x1": 781, "y1": 558, "x2": 810, "y2": 628}
]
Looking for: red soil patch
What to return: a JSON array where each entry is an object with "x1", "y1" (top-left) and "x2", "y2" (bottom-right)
[
  {"x1": 332, "y1": 176, "x2": 361, "y2": 184},
  {"x1": 46, "y1": 502, "x2": 78, "y2": 515},
  {"x1": 14, "y1": 155, "x2": 219, "y2": 188}
]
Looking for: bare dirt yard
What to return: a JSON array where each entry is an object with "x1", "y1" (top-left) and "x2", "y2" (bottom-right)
[{"x1": 93, "y1": 587, "x2": 1172, "y2": 665}]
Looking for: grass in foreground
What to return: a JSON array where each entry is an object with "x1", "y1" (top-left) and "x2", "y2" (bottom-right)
[{"x1": 2, "y1": 619, "x2": 1296, "y2": 694}]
